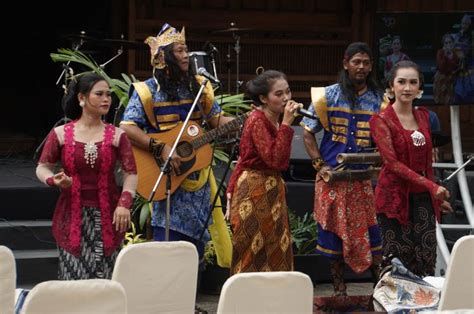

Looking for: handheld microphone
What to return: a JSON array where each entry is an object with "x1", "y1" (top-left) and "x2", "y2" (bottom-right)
[
  {"x1": 197, "y1": 67, "x2": 221, "y2": 85},
  {"x1": 296, "y1": 107, "x2": 318, "y2": 120}
]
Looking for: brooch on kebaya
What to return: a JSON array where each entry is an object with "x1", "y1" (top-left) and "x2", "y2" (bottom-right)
[
  {"x1": 84, "y1": 142, "x2": 98, "y2": 168},
  {"x1": 411, "y1": 130, "x2": 426, "y2": 147}
]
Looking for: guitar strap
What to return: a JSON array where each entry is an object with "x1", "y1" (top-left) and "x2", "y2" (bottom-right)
[{"x1": 132, "y1": 82, "x2": 158, "y2": 129}]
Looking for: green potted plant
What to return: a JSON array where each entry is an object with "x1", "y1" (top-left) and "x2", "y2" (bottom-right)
[{"x1": 288, "y1": 208, "x2": 331, "y2": 283}]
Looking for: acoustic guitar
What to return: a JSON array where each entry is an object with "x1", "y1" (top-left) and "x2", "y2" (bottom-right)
[{"x1": 133, "y1": 113, "x2": 249, "y2": 201}]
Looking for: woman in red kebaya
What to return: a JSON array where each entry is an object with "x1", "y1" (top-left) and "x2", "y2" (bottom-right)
[
  {"x1": 36, "y1": 73, "x2": 137, "y2": 280},
  {"x1": 370, "y1": 61, "x2": 452, "y2": 276},
  {"x1": 226, "y1": 70, "x2": 300, "y2": 274}
]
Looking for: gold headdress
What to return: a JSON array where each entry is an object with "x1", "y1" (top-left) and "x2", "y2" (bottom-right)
[{"x1": 145, "y1": 23, "x2": 186, "y2": 69}]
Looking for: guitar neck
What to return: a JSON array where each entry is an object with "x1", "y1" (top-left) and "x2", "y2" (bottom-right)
[{"x1": 192, "y1": 112, "x2": 249, "y2": 148}]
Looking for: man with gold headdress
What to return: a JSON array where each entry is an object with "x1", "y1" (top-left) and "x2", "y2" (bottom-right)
[{"x1": 120, "y1": 23, "x2": 232, "y2": 273}]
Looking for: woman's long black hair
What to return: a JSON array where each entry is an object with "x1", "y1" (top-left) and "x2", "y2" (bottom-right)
[
  {"x1": 337, "y1": 42, "x2": 382, "y2": 106},
  {"x1": 386, "y1": 60, "x2": 424, "y2": 91},
  {"x1": 154, "y1": 44, "x2": 200, "y2": 100},
  {"x1": 62, "y1": 72, "x2": 107, "y2": 120},
  {"x1": 245, "y1": 70, "x2": 287, "y2": 106}
]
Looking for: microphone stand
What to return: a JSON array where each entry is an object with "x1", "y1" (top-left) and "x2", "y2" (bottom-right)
[
  {"x1": 33, "y1": 114, "x2": 71, "y2": 160},
  {"x1": 442, "y1": 155, "x2": 474, "y2": 184},
  {"x1": 55, "y1": 31, "x2": 86, "y2": 86},
  {"x1": 198, "y1": 136, "x2": 240, "y2": 242},
  {"x1": 147, "y1": 78, "x2": 209, "y2": 241},
  {"x1": 35, "y1": 39, "x2": 83, "y2": 160},
  {"x1": 100, "y1": 34, "x2": 125, "y2": 69},
  {"x1": 100, "y1": 46, "x2": 123, "y2": 69}
]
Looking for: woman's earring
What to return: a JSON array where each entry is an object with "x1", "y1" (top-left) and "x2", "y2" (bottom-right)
[
  {"x1": 416, "y1": 90, "x2": 424, "y2": 99},
  {"x1": 384, "y1": 88, "x2": 395, "y2": 99},
  {"x1": 79, "y1": 101, "x2": 85, "y2": 107}
]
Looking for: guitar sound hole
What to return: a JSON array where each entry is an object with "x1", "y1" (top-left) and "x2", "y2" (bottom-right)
[{"x1": 177, "y1": 142, "x2": 193, "y2": 158}]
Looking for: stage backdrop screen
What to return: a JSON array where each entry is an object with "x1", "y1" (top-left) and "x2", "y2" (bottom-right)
[{"x1": 375, "y1": 12, "x2": 474, "y2": 105}]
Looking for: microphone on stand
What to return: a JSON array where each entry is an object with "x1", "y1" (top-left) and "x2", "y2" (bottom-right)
[
  {"x1": 197, "y1": 67, "x2": 221, "y2": 85},
  {"x1": 208, "y1": 43, "x2": 219, "y2": 55},
  {"x1": 203, "y1": 41, "x2": 219, "y2": 55}
]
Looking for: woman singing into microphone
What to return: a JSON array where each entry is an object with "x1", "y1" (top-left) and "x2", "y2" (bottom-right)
[{"x1": 225, "y1": 70, "x2": 300, "y2": 274}]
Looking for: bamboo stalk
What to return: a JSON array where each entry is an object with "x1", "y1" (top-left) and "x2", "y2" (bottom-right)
[
  {"x1": 336, "y1": 152, "x2": 381, "y2": 164},
  {"x1": 322, "y1": 168, "x2": 381, "y2": 183}
]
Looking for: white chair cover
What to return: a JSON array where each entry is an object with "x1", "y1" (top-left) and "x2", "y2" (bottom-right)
[
  {"x1": 217, "y1": 271, "x2": 314, "y2": 314},
  {"x1": 0, "y1": 246, "x2": 16, "y2": 314},
  {"x1": 438, "y1": 235, "x2": 474, "y2": 310},
  {"x1": 20, "y1": 279, "x2": 127, "y2": 313},
  {"x1": 112, "y1": 241, "x2": 199, "y2": 314}
]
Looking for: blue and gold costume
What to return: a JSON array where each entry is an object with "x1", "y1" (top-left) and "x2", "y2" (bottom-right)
[
  {"x1": 122, "y1": 77, "x2": 229, "y2": 262},
  {"x1": 301, "y1": 83, "x2": 386, "y2": 273},
  {"x1": 301, "y1": 84, "x2": 382, "y2": 168},
  {"x1": 121, "y1": 22, "x2": 231, "y2": 269}
]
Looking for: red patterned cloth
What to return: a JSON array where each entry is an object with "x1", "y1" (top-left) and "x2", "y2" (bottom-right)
[
  {"x1": 315, "y1": 179, "x2": 380, "y2": 273},
  {"x1": 227, "y1": 109, "x2": 294, "y2": 274},
  {"x1": 314, "y1": 295, "x2": 374, "y2": 312},
  {"x1": 369, "y1": 105, "x2": 440, "y2": 225},
  {"x1": 226, "y1": 110, "x2": 294, "y2": 196},
  {"x1": 38, "y1": 122, "x2": 137, "y2": 256}
]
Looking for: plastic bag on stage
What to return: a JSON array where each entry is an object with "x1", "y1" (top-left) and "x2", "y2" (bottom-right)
[{"x1": 373, "y1": 258, "x2": 441, "y2": 313}]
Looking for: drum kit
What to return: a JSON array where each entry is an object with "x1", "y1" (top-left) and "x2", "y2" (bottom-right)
[{"x1": 61, "y1": 23, "x2": 253, "y2": 94}]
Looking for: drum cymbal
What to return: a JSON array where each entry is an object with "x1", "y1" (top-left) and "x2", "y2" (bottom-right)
[
  {"x1": 63, "y1": 33, "x2": 99, "y2": 43},
  {"x1": 99, "y1": 39, "x2": 147, "y2": 49},
  {"x1": 212, "y1": 27, "x2": 253, "y2": 34}
]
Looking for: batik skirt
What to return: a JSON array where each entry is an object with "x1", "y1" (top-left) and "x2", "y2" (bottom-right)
[
  {"x1": 58, "y1": 206, "x2": 119, "y2": 280},
  {"x1": 377, "y1": 192, "x2": 437, "y2": 277},
  {"x1": 314, "y1": 179, "x2": 383, "y2": 274},
  {"x1": 230, "y1": 169, "x2": 293, "y2": 274}
]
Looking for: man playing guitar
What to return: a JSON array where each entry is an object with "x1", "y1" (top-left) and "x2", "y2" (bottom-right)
[{"x1": 120, "y1": 23, "x2": 233, "y2": 277}]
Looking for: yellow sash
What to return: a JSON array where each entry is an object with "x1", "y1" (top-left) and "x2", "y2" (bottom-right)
[{"x1": 181, "y1": 167, "x2": 232, "y2": 267}]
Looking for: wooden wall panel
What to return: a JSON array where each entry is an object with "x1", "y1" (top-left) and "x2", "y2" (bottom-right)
[
  {"x1": 127, "y1": 0, "x2": 353, "y2": 105},
  {"x1": 126, "y1": 0, "x2": 474, "y2": 144}
]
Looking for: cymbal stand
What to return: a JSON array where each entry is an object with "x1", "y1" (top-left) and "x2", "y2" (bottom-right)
[
  {"x1": 198, "y1": 136, "x2": 240, "y2": 242},
  {"x1": 36, "y1": 34, "x2": 82, "y2": 159},
  {"x1": 226, "y1": 46, "x2": 232, "y2": 94},
  {"x1": 100, "y1": 34, "x2": 126, "y2": 69},
  {"x1": 233, "y1": 30, "x2": 241, "y2": 94},
  {"x1": 55, "y1": 31, "x2": 86, "y2": 85},
  {"x1": 211, "y1": 56, "x2": 218, "y2": 79}
]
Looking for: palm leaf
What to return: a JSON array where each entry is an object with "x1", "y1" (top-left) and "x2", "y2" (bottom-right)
[{"x1": 50, "y1": 48, "x2": 132, "y2": 108}]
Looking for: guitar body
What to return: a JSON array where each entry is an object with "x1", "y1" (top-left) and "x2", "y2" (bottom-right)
[{"x1": 132, "y1": 121, "x2": 213, "y2": 201}]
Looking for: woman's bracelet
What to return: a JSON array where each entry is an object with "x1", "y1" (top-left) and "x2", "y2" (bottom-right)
[
  {"x1": 46, "y1": 176, "x2": 55, "y2": 187},
  {"x1": 118, "y1": 191, "x2": 134, "y2": 209},
  {"x1": 311, "y1": 157, "x2": 326, "y2": 172}
]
